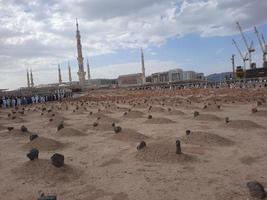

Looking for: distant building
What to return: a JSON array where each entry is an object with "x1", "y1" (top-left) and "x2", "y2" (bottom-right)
[
  {"x1": 151, "y1": 71, "x2": 169, "y2": 83},
  {"x1": 150, "y1": 68, "x2": 203, "y2": 84},
  {"x1": 183, "y1": 71, "x2": 196, "y2": 80},
  {"x1": 169, "y1": 69, "x2": 183, "y2": 82},
  {"x1": 196, "y1": 73, "x2": 205, "y2": 80},
  {"x1": 118, "y1": 73, "x2": 143, "y2": 86},
  {"x1": 89, "y1": 79, "x2": 117, "y2": 87}
]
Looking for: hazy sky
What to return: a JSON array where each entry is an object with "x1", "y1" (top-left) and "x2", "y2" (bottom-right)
[{"x1": 0, "y1": 0, "x2": 267, "y2": 90}]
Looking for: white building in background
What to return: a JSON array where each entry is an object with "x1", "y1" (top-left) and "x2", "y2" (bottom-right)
[
  {"x1": 150, "y1": 68, "x2": 204, "y2": 84},
  {"x1": 183, "y1": 71, "x2": 196, "y2": 80},
  {"x1": 196, "y1": 73, "x2": 205, "y2": 80},
  {"x1": 168, "y1": 69, "x2": 184, "y2": 82}
]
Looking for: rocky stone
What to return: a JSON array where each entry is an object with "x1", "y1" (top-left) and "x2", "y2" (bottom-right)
[
  {"x1": 176, "y1": 139, "x2": 182, "y2": 154},
  {"x1": 7, "y1": 127, "x2": 14, "y2": 131},
  {"x1": 57, "y1": 122, "x2": 64, "y2": 131},
  {"x1": 194, "y1": 111, "x2": 199, "y2": 118},
  {"x1": 20, "y1": 125, "x2": 28, "y2": 132},
  {"x1": 247, "y1": 181, "x2": 266, "y2": 199},
  {"x1": 27, "y1": 148, "x2": 39, "y2": 161},
  {"x1": 38, "y1": 195, "x2": 57, "y2": 200},
  {"x1": 51, "y1": 153, "x2": 64, "y2": 168},
  {"x1": 30, "y1": 134, "x2": 39, "y2": 141},
  {"x1": 186, "y1": 130, "x2": 191, "y2": 135},
  {"x1": 114, "y1": 126, "x2": 122, "y2": 133},
  {"x1": 257, "y1": 101, "x2": 262, "y2": 106},
  {"x1": 252, "y1": 108, "x2": 258, "y2": 113},
  {"x1": 137, "y1": 141, "x2": 146, "y2": 150},
  {"x1": 93, "y1": 122, "x2": 98, "y2": 127}
]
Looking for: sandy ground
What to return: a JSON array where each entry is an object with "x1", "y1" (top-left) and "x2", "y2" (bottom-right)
[{"x1": 0, "y1": 88, "x2": 267, "y2": 200}]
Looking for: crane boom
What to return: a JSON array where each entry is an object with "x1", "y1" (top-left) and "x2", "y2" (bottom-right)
[
  {"x1": 232, "y1": 39, "x2": 244, "y2": 59},
  {"x1": 262, "y1": 34, "x2": 266, "y2": 45},
  {"x1": 232, "y1": 39, "x2": 248, "y2": 70},
  {"x1": 236, "y1": 22, "x2": 255, "y2": 68},
  {"x1": 254, "y1": 26, "x2": 264, "y2": 52},
  {"x1": 236, "y1": 22, "x2": 250, "y2": 50}
]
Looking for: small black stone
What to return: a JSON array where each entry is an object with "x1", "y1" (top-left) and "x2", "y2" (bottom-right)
[
  {"x1": 7, "y1": 127, "x2": 14, "y2": 131},
  {"x1": 148, "y1": 115, "x2": 152, "y2": 119},
  {"x1": 137, "y1": 141, "x2": 146, "y2": 150},
  {"x1": 186, "y1": 130, "x2": 191, "y2": 135},
  {"x1": 20, "y1": 125, "x2": 28, "y2": 132},
  {"x1": 30, "y1": 134, "x2": 39, "y2": 141},
  {"x1": 93, "y1": 122, "x2": 98, "y2": 127},
  {"x1": 38, "y1": 193, "x2": 57, "y2": 200},
  {"x1": 114, "y1": 126, "x2": 122, "y2": 133},
  {"x1": 27, "y1": 148, "x2": 39, "y2": 161},
  {"x1": 176, "y1": 139, "x2": 182, "y2": 154},
  {"x1": 38, "y1": 195, "x2": 57, "y2": 200},
  {"x1": 51, "y1": 153, "x2": 64, "y2": 168},
  {"x1": 111, "y1": 122, "x2": 116, "y2": 127},
  {"x1": 247, "y1": 181, "x2": 266, "y2": 199},
  {"x1": 257, "y1": 101, "x2": 262, "y2": 106},
  {"x1": 57, "y1": 122, "x2": 64, "y2": 131},
  {"x1": 194, "y1": 111, "x2": 199, "y2": 118}
]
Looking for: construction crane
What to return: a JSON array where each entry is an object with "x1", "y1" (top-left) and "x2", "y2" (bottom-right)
[
  {"x1": 236, "y1": 22, "x2": 255, "y2": 68},
  {"x1": 254, "y1": 26, "x2": 267, "y2": 67},
  {"x1": 261, "y1": 33, "x2": 267, "y2": 68},
  {"x1": 262, "y1": 33, "x2": 266, "y2": 45},
  {"x1": 232, "y1": 39, "x2": 249, "y2": 70}
]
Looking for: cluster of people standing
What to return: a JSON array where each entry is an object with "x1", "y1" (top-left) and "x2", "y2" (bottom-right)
[{"x1": 0, "y1": 90, "x2": 72, "y2": 109}]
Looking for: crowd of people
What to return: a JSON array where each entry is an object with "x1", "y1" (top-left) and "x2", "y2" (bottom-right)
[{"x1": 0, "y1": 90, "x2": 72, "y2": 109}]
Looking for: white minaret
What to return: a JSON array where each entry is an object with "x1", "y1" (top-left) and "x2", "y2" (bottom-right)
[
  {"x1": 58, "y1": 64, "x2": 62, "y2": 84},
  {"x1": 30, "y1": 69, "x2": 34, "y2": 87},
  {"x1": 68, "y1": 61, "x2": 72, "y2": 84},
  {"x1": 86, "y1": 57, "x2": 91, "y2": 80},
  {"x1": 75, "y1": 18, "x2": 86, "y2": 88},
  {"x1": 141, "y1": 48, "x2": 146, "y2": 84},
  {"x1": 26, "y1": 69, "x2": 30, "y2": 88}
]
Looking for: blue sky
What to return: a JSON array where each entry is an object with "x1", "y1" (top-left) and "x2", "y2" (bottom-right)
[
  {"x1": 88, "y1": 23, "x2": 267, "y2": 75},
  {"x1": 0, "y1": 0, "x2": 267, "y2": 89}
]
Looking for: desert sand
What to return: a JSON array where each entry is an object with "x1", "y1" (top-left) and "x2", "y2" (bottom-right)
[{"x1": 0, "y1": 87, "x2": 267, "y2": 200}]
